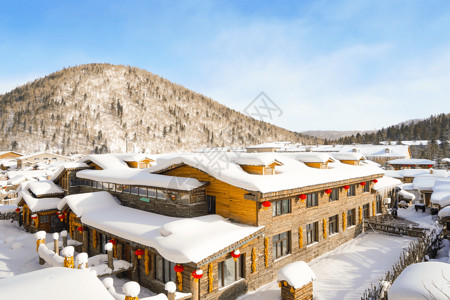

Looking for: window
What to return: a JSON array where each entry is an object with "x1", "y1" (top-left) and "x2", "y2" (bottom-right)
[
  {"x1": 207, "y1": 195, "x2": 216, "y2": 214},
  {"x1": 218, "y1": 256, "x2": 243, "y2": 287},
  {"x1": 306, "y1": 193, "x2": 318, "y2": 208},
  {"x1": 347, "y1": 209, "x2": 356, "y2": 227},
  {"x1": 123, "y1": 185, "x2": 131, "y2": 193},
  {"x1": 363, "y1": 204, "x2": 370, "y2": 219},
  {"x1": 139, "y1": 187, "x2": 147, "y2": 197},
  {"x1": 156, "y1": 190, "x2": 166, "y2": 200},
  {"x1": 155, "y1": 255, "x2": 176, "y2": 283},
  {"x1": 363, "y1": 182, "x2": 370, "y2": 193},
  {"x1": 148, "y1": 188, "x2": 156, "y2": 198},
  {"x1": 40, "y1": 215, "x2": 50, "y2": 223},
  {"x1": 131, "y1": 186, "x2": 139, "y2": 195},
  {"x1": 329, "y1": 189, "x2": 339, "y2": 201},
  {"x1": 272, "y1": 199, "x2": 291, "y2": 216},
  {"x1": 347, "y1": 185, "x2": 356, "y2": 197},
  {"x1": 306, "y1": 222, "x2": 318, "y2": 245},
  {"x1": 272, "y1": 231, "x2": 290, "y2": 259},
  {"x1": 376, "y1": 196, "x2": 382, "y2": 214},
  {"x1": 328, "y1": 215, "x2": 339, "y2": 235}
]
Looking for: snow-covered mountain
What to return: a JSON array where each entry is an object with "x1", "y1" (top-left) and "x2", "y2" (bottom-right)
[{"x1": 0, "y1": 63, "x2": 318, "y2": 154}]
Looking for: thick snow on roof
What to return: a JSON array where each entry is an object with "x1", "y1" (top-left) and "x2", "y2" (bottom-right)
[
  {"x1": 431, "y1": 180, "x2": 450, "y2": 207},
  {"x1": 385, "y1": 169, "x2": 430, "y2": 179},
  {"x1": 247, "y1": 142, "x2": 290, "y2": 149},
  {"x1": 443, "y1": 158, "x2": 450, "y2": 163},
  {"x1": 373, "y1": 176, "x2": 401, "y2": 191},
  {"x1": 17, "y1": 190, "x2": 61, "y2": 212},
  {"x1": 398, "y1": 190, "x2": 415, "y2": 200},
  {"x1": 278, "y1": 261, "x2": 316, "y2": 289},
  {"x1": 17, "y1": 151, "x2": 70, "y2": 160},
  {"x1": 291, "y1": 152, "x2": 335, "y2": 164},
  {"x1": 79, "y1": 154, "x2": 131, "y2": 170},
  {"x1": 66, "y1": 192, "x2": 262, "y2": 263},
  {"x1": 50, "y1": 162, "x2": 90, "y2": 181},
  {"x1": 331, "y1": 152, "x2": 366, "y2": 161},
  {"x1": 149, "y1": 153, "x2": 384, "y2": 194},
  {"x1": 388, "y1": 158, "x2": 435, "y2": 165},
  {"x1": 233, "y1": 154, "x2": 281, "y2": 166},
  {"x1": 7, "y1": 174, "x2": 26, "y2": 185},
  {"x1": 438, "y1": 206, "x2": 450, "y2": 218},
  {"x1": 77, "y1": 168, "x2": 204, "y2": 191},
  {"x1": 8, "y1": 169, "x2": 52, "y2": 180},
  {"x1": 0, "y1": 267, "x2": 114, "y2": 300},
  {"x1": 413, "y1": 174, "x2": 450, "y2": 191},
  {"x1": 389, "y1": 262, "x2": 450, "y2": 300},
  {"x1": 339, "y1": 144, "x2": 410, "y2": 158},
  {"x1": 27, "y1": 180, "x2": 64, "y2": 196},
  {"x1": 112, "y1": 153, "x2": 154, "y2": 162},
  {"x1": 57, "y1": 191, "x2": 120, "y2": 215}
]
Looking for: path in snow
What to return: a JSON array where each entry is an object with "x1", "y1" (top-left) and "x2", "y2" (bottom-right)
[{"x1": 239, "y1": 233, "x2": 416, "y2": 300}]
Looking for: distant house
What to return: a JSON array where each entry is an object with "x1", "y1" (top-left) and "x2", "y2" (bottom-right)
[
  {"x1": 338, "y1": 145, "x2": 411, "y2": 166},
  {"x1": 246, "y1": 142, "x2": 292, "y2": 153},
  {"x1": 0, "y1": 151, "x2": 22, "y2": 170},
  {"x1": 387, "y1": 158, "x2": 435, "y2": 170},
  {"x1": 16, "y1": 152, "x2": 72, "y2": 169},
  {"x1": 0, "y1": 151, "x2": 22, "y2": 160}
]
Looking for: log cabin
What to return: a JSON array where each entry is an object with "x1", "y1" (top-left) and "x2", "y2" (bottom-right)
[{"x1": 48, "y1": 152, "x2": 387, "y2": 299}]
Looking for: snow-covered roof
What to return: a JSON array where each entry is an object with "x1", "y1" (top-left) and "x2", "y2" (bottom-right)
[
  {"x1": 76, "y1": 168, "x2": 204, "y2": 191},
  {"x1": 57, "y1": 191, "x2": 120, "y2": 215},
  {"x1": 388, "y1": 158, "x2": 435, "y2": 166},
  {"x1": 62, "y1": 192, "x2": 263, "y2": 264},
  {"x1": 0, "y1": 151, "x2": 22, "y2": 156},
  {"x1": 7, "y1": 174, "x2": 26, "y2": 185},
  {"x1": 438, "y1": 206, "x2": 450, "y2": 219},
  {"x1": 373, "y1": 176, "x2": 401, "y2": 191},
  {"x1": 112, "y1": 153, "x2": 154, "y2": 162},
  {"x1": 0, "y1": 267, "x2": 114, "y2": 300},
  {"x1": 331, "y1": 152, "x2": 366, "y2": 161},
  {"x1": 233, "y1": 153, "x2": 282, "y2": 166},
  {"x1": 17, "y1": 190, "x2": 61, "y2": 212},
  {"x1": 398, "y1": 190, "x2": 415, "y2": 200},
  {"x1": 79, "y1": 154, "x2": 130, "y2": 170},
  {"x1": 413, "y1": 174, "x2": 450, "y2": 191},
  {"x1": 388, "y1": 262, "x2": 450, "y2": 300},
  {"x1": 431, "y1": 180, "x2": 450, "y2": 207},
  {"x1": 8, "y1": 169, "x2": 53, "y2": 181},
  {"x1": 149, "y1": 153, "x2": 384, "y2": 194},
  {"x1": 50, "y1": 162, "x2": 90, "y2": 181},
  {"x1": 292, "y1": 152, "x2": 335, "y2": 164},
  {"x1": 339, "y1": 144, "x2": 410, "y2": 158},
  {"x1": 278, "y1": 261, "x2": 316, "y2": 289},
  {"x1": 27, "y1": 180, "x2": 64, "y2": 196},
  {"x1": 384, "y1": 169, "x2": 430, "y2": 179},
  {"x1": 247, "y1": 142, "x2": 291, "y2": 149},
  {"x1": 443, "y1": 158, "x2": 450, "y2": 163},
  {"x1": 17, "y1": 151, "x2": 70, "y2": 160}
]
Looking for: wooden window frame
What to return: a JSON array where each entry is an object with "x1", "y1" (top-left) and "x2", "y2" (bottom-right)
[
  {"x1": 272, "y1": 231, "x2": 291, "y2": 259},
  {"x1": 347, "y1": 209, "x2": 356, "y2": 227},
  {"x1": 328, "y1": 215, "x2": 339, "y2": 235},
  {"x1": 329, "y1": 188, "x2": 339, "y2": 202},
  {"x1": 306, "y1": 193, "x2": 318, "y2": 208},
  {"x1": 218, "y1": 256, "x2": 243, "y2": 288},
  {"x1": 272, "y1": 199, "x2": 291, "y2": 216},
  {"x1": 306, "y1": 222, "x2": 318, "y2": 245}
]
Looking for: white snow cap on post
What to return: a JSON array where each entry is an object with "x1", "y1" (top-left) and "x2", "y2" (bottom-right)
[
  {"x1": 76, "y1": 253, "x2": 89, "y2": 267},
  {"x1": 52, "y1": 233, "x2": 59, "y2": 240},
  {"x1": 35, "y1": 231, "x2": 46, "y2": 240},
  {"x1": 278, "y1": 261, "x2": 316, "y2": 289},
  {"x1": 105, "y1": 242, "x2": 113, "y2": 252},
  {"x1": 61, "y1": 246, "x2": 74, "y2": 257},
  {"x1": 122, "y1": 281, "x2": 140, "y2": 297},
  {"x1": 60, "y1": 230, "x2": 68, "y2": 237},
  {"x1": 165, "y1": 281, "x2": 176, "y2": 293}
]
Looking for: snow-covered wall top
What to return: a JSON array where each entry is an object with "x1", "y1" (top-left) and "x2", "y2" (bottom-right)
[{"x1": 278, "y1": 261, "x2": 316, "y2": 289}]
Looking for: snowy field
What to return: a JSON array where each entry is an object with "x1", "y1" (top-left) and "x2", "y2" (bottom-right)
[
  {"x1": 0, "y1": 220, "x2": 156, "y2": 298},
  {"x1": 239, "y1": 233, "x2": 416, "y2": 300}
]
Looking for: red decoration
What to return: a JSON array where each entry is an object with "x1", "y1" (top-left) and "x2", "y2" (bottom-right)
[
  {"x1": 262, "y1": 201, "x2": 271, "y2": 208},
  {"x1": 428, "y1": 165, "x2": 433, "y2": 168},
  {"x1": 77, "y1": 226, "x2": 84, "y2": 232},
  {"x1": 135, "y1": 249, "x2": 144, "y2": 259},
  {"x1": 192, "y1": 270, "x2": 203, "y2": 280},
  {"x1": 325, "y1": 189, "x2": 332, "y2": 194},
  {"x1": 299, "y1": 194, "x2": 307, "y2": 200},
  {"x1": 360, "y1": 182, "x2": 366, "y2": 186},
  {"x1": 58, "y1": 214, "x2": 64, "y2": 221},
  {"x1": 174, "y1": 264, "x2": 184, "y2": 273},
  {"x1": 31, "y1": 215, "x2": 38, "y2": 220},
  {"x1": 231, "y1": 249, "x2": 241, "y2": 261},
  {"x1": 343, "y1": 185, "x2": 350, "y2": 190},
  {"x1": 14, "y1": 208, "x2": 21, "y2": 213},
  {"x1": 372, "y1": 179, "x2": 378, "y2": 183},
  {"x1": 108, "y1": 239, "x2": 117, "y2": 245}
]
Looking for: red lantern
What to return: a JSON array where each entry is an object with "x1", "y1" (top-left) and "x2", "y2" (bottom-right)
[
  {"x1": 343, "y1": 185, "x2": 350, "y2": 190},
  {"x1": 325, "y1": 189, "x2": 332, "y2": 194},
  {"x1": 262, "y1": 201, "x2": 271, "y2": 208},
  {"x1": 174, "y1": 264, "x2": 184, "y2": 273},
  {"x1": 372, "y1": 179, "x2": 378, "y2": 183},
  {"x1": 58, "y1": 214, "x2": 64, "y2": 221},
  {"x1": 231, "y1": 249, "x2": 241, "y2": 261},
  {"x1": 77, "y1": 226, "x2": 84, "y2": 232},
  {"x1": 135, "y1": 249, "x2": 144, "y2": 259},
  {"x1": 192, "y1": 270, "x2": 203, "y2": 280},
  {"x1": 360, "y1": 182, "x2": 366, "y2": 186},
  {"x1": 31, "y1": 214, "x2": 38, "y2": 220},
  {"x1": 428, "y1": 165, "x2": 433, "y2": 168},
  {"x1": 14, "y1": 208, "x2": 21, "y2": 213},
  {"x1": 108, "y1": 239, "x2": 117, "y2": 245},
  {"x1": 299, "y1": 194, "x2": 307, "y2": 200}
]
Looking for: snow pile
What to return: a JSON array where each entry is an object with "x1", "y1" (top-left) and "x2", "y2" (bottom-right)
[
  {"x1": 52, "y1": 232, "x2": 59, "y2": 240},
  {"x1": 278, "y1": 261, "x2": 316, "y2": 289},
  {"x1": 60, "y1": 230, "x2": 68, "y2": 237},
  {"x1": 76, "y1": 253, "x2": 89, "y2": 269},
  {"x1": 105, "y1": 242, "x2": 113, "y2": 252},
  {"x1": 61, "y1": 246, "x2": 74, "y2": 257},
  {"x1": 35, "y1": 231, "x2": 46, "y2": 240},
  {"x1": 122, "y1": 281, "x2": 140, "y2": 297},
  {"x1": 7, "y1": 175, "x2": 26, "y2": 185},
  {"x1": 38, "y1": 243, "x2": 64, "y2": 267},
  {"x1": 27, "y1": 180, "x2": 64, "y2": 196},
  {"x1": 165, "y1": 281, "x2": 176, "y2": 293},
  {"x1": 389, "y1": 262, "x2": 450, "y2": 300},
  {"x1": 0, "y1": 267, "x2": 114, "y2": 300}
]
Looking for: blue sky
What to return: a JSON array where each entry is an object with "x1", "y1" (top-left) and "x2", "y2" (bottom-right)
[{"x1": 1, "y1": 0, "x2": 449, "y2": 131}]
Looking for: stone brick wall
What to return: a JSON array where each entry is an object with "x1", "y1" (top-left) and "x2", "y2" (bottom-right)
[{"x1": 281, "y1": 281, "x2": 313, "y2": 300}]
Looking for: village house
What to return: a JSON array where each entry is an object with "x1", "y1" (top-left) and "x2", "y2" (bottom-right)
[
  {"x1": 387, "y1": 158, "x2": 435, "y2": 170},
  {"x1": 15, "y1": 152, "x2": 72, "y2": 169},
  {"x1": 45, "y1": 152, "x2": 386, "y2": 299}
]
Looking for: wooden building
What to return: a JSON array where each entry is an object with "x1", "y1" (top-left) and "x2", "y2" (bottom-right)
[{"x1": 16, "y1": 152, "x2": 72, "y2": 169}]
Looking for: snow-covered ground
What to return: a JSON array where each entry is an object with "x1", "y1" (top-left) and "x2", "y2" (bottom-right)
[
  {"x1": 239, "y1": 233, "x2": 416, "y2": 300},
  {"x1": 0, "y1": 220, "x2": 156, "y2": 298}
]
